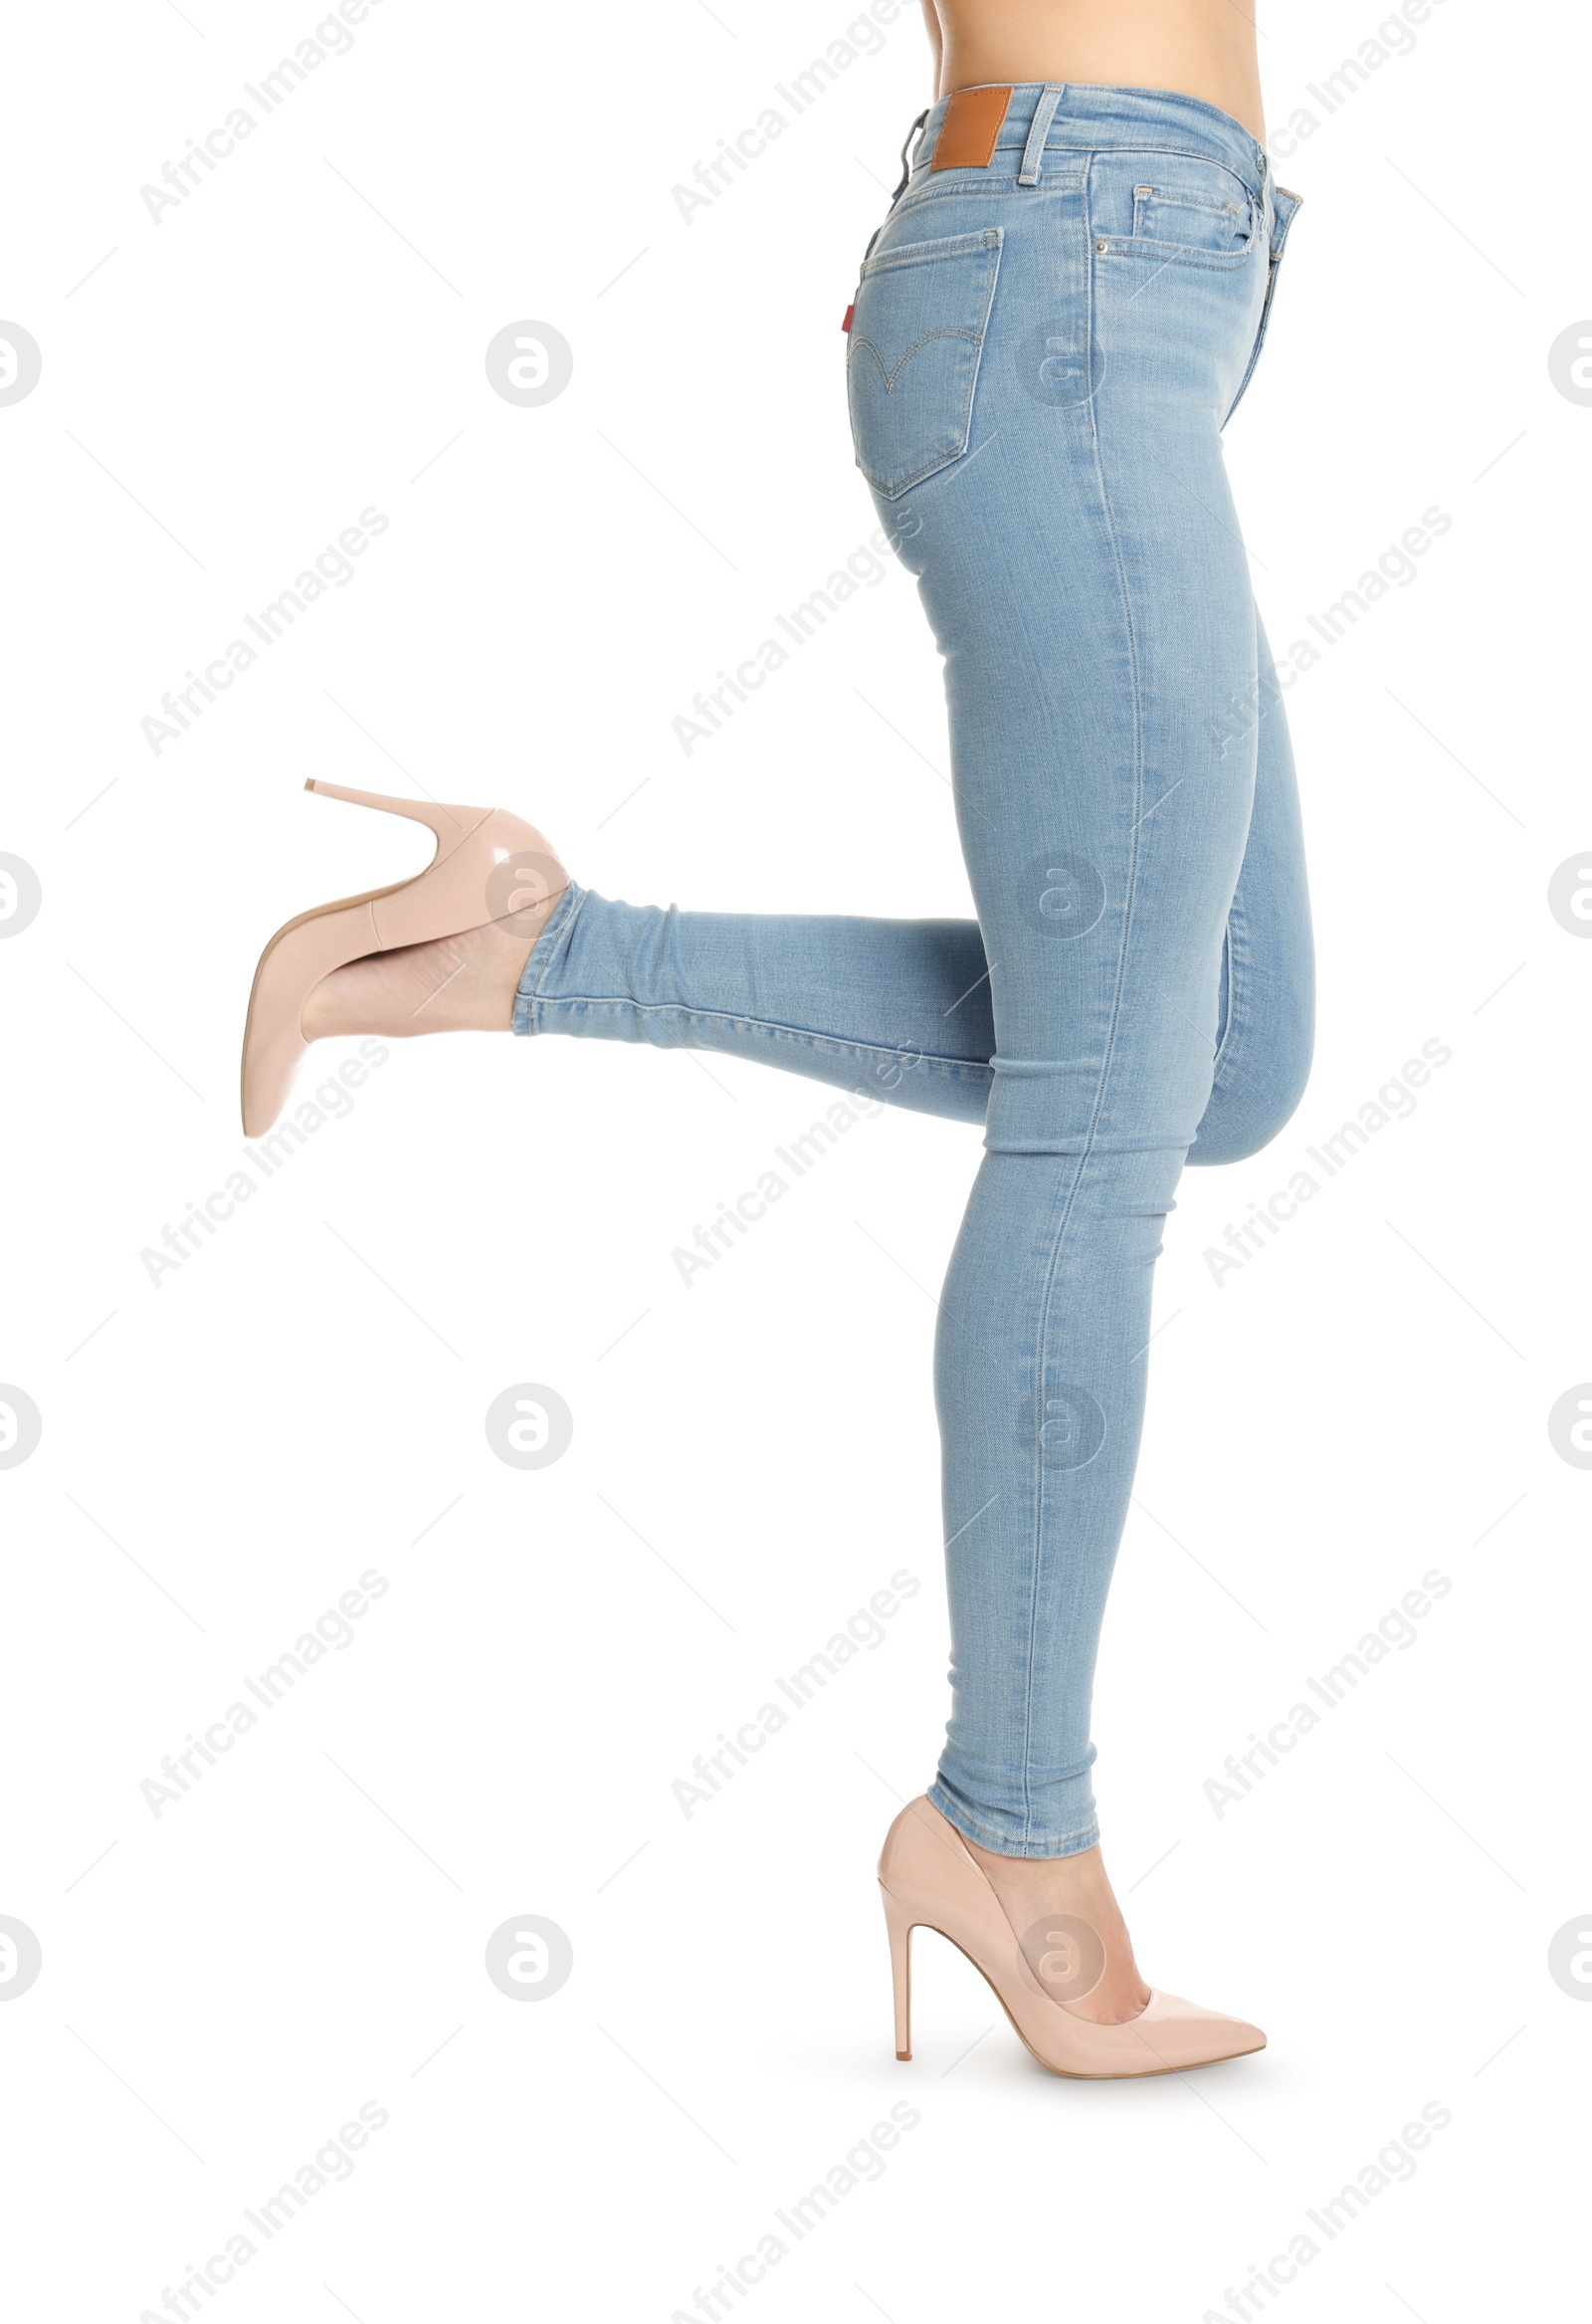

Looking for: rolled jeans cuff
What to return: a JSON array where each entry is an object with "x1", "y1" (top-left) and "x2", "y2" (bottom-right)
[{"x1": 510, "y1": 879, "x2": 587, "y2": 1035}]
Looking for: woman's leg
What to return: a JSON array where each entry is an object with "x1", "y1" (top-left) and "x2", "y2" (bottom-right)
[
  {"x1": 303, "y1": 98, "x2": 1311, "y2": 2027},
  {"x1": 920, "y1": 602, "x2": 1308, "y2": 1873},
  {"x1": 1190, "y1": 620, "x2": 1314, "y2": 1168},
  {"x1": 830, "y1": 102, "x2": 1310, "y2": 2015},
  {"x1": 513, "y1": 889, "x2": 995, "y2": 1123},
  {"x1": 497, "y1": 602, "x2": 1310, "y2": 1158},
  {"x1": 308, "y1": 702, "x2": 1308, "y2": 1161}
]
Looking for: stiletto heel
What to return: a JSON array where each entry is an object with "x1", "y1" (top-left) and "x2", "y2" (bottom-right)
[
  {"x1": 241, "y1": 784, "x2": 566, "y2": 1137},
  {"x1": 878, "y1": 1797, "x2": 1266, "y2": 2078},
  {"x1": 301, "y1": 777, "x2": 485, "y2": 849},
  {"x1": 881, "y1": 1883, "x2": 914, "y2": 2060}
]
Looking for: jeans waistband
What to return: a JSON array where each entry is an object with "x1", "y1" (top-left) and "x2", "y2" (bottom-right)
[{"x1": 906, "y1": 81, "x2": 1272, "y2": 207}]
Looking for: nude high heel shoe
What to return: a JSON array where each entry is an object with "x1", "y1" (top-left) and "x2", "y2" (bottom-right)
[
  {"x1": 880, "y1": 1796, "x2": 1266, "y2": 2077},
  {"x1": 240, "y1": 780, "x2": 564, "y2": 1138}
]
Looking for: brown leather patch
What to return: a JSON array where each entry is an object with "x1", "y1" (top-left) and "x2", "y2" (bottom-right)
[{"x1": 930, "y1": 85, "x2": 1012, "y2": 172}]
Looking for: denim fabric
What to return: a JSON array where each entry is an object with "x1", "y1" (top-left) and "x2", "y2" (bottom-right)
[{"x1": 515, "y1": 84, "x2": 1312, "y2": 1855}]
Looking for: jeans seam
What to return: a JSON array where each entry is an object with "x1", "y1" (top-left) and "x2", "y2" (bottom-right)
[
  {"x1": 1210, "y1": 889, "x2": 1248, "y2": 1085},
  {"x1": 510, "y1": 880, "x2": 586, "y2": 1034},
  {"x1": 928, "y1": 1779, "x2": 1100, "y2": 1859},
  {"x1": 1223, "y1": 240, "x2": 1284, "y2": 428},
  {"x1": 531, "y1": 996, "x2": 990, "y2": 1077},
  {"x1": 1014, "y1": 177, "x2": 1147, "y2": 1851},
  {"x1": 1094, "y1": 236, "x2": 1255, "y2": 273},
  {"x1": 896, "y1": 134, "x2": 1266, "y2": 220}
]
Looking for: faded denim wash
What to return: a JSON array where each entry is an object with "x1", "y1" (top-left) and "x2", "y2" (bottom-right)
[{"x1": 515, "y1": 83, "x2": 1312, "y2": 1856}]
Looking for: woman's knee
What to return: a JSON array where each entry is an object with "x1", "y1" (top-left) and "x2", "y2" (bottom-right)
[{"x1": 1187, "y1": 1017, "x2": 1313, "y2": 1166}]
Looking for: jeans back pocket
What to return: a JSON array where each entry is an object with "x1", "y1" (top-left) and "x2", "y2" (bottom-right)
[{"x1": 847, "y1": 227, "x2": 1003, "y2": 500}]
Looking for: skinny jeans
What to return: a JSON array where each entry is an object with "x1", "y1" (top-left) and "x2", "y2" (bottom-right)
[{"x1": 515, "y1": 82, "x2": 1312, "y2": 1855}]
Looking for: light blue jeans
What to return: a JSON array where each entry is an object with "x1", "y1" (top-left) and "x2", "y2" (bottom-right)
[{"x1": 515, "y1": 84, "x2": 1312, "y2": 1856}]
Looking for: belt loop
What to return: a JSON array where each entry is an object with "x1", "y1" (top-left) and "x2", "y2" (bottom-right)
[
  {"x1": 892, "y1": 106, "x2": 930, "y2": 201},
  {"x1": 1018, "y1": 85, "x2": 1064, "y2": 185}
]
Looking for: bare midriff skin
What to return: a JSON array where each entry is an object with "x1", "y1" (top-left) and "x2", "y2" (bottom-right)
[
  {"x1": 920, "y1": 0, "x2": 1265, "y2": 146},
  {"x1": 307, "y1": 3, "x2": 1271, "y2": 2031}
]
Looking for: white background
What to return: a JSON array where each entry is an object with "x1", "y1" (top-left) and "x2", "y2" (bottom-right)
[{"x1": 1, "y1": 1, "x2": 1585, "y2": 2316}]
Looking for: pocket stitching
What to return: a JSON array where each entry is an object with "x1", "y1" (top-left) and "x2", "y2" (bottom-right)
[
  {"x1": 860, "y1": 226, "x2": 1002, "y2": 280},
  {"x1": 848, "y1": 323, "x2": 986, "y2": 395},
  {"x1": 1095, "y1": 237, "x2": 1256, "y2": 271},
  {"x1": 1133, "y1": 186, "x2": 1247, "y2": 216},
  {"x1": 847, "y1": 231, "x2": 1003, "y2": 498},
  {"x1": 1094, "y1": 149, "x2": 1262, "y2": 268},
  {"x1": 1097, "y1": 193, "x2": 1261, "y2": 273}
]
